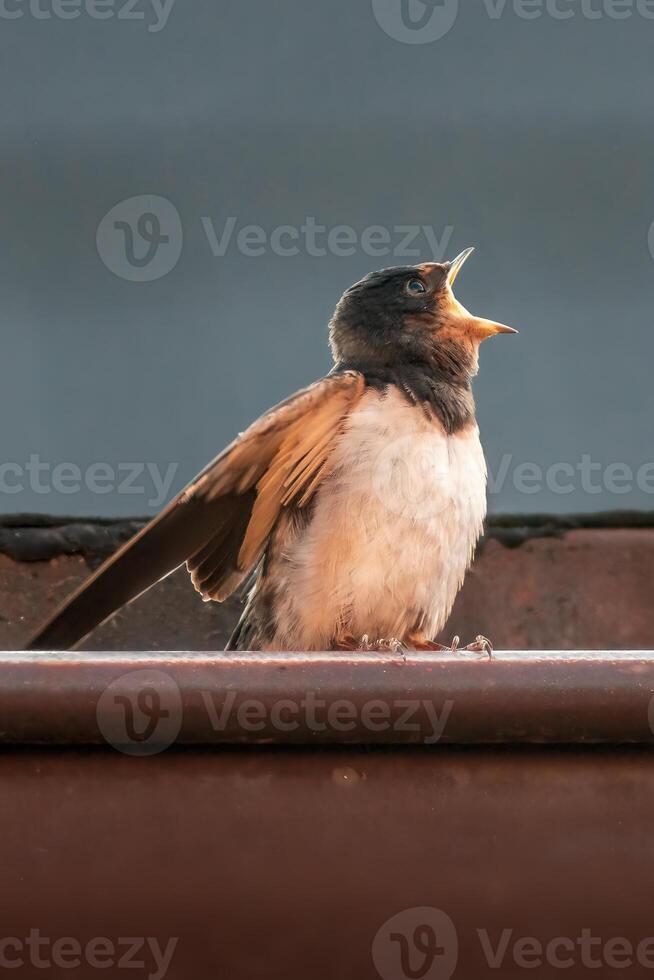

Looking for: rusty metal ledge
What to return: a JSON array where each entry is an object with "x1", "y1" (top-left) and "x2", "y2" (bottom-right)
[
  {"x1": 3, "y1": 510, "x2": 654, "y2": 560},
  {"x1": 0, "y1": 651, "x2": 653, "y2": 747}
]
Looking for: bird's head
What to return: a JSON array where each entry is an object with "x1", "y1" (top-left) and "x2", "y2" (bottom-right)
[{"x1": 329, "y1": 248, "x2": 517, "y2": 379}]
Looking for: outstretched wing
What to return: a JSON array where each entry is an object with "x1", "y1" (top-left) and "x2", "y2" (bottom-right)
[{"x1": 26, "y1": 370, "x2": 364, "y2": 650}]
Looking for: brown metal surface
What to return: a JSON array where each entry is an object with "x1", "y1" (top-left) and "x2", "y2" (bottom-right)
[
  {"x1": 0, "y1": 652, "x2": 653, "y2": 977},
  {"x1": 0, "y1": 745, "x2": 653, "y2": 979},
  {"x1": 1, "y1": 651, "x2": 654, "y2": 746}
]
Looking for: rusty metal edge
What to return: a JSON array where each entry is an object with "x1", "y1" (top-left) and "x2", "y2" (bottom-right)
[
  {"x1": 0, "y1": 651, "x2": 653, "y2": 747},
  {"x1": 3, "y1": 511, "x2": 654, "y2": 560}
]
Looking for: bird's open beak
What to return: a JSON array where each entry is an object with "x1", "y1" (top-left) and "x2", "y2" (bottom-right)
[
  {"x1": 447, "y1": 247, "x2": 519, "y2": 337},
  {"x1": 473, "y1": 317, "x2": 519, "y2": 339},
  {"x1": 447, "y1": 247, "x2": 476, "y2": 286}
]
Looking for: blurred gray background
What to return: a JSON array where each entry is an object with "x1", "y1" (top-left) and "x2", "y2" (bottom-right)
[{"x1": 2, "y1": 0, "x2": 653, "y2": 518}]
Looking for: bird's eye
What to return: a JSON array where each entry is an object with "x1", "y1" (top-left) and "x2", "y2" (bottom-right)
[{"x1": 406, "y1": 279, "x2": 426, "y2": 295}]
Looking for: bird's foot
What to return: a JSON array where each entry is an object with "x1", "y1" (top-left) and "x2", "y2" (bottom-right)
[
  {"x1": 334, "y1": 634, "x2": 408, "y2": 659},
  {"x1": 371, "y1": 637, "x2": 407, "y2": 662},
  {"x1": 334, "y1": 633, "x2": 404, "y2": 654},
  {"x1": 370, "y1": 637, "x2": 407, "y2": 661},
  {"x1": 409, "y1": 632, "x2": 493, "y2": 659},
  {"x1": 371, "y1": 636, "x2": 404, "y2": 653},
  {"x1": 450, "y1": 634, "x2": 493, "y2": 660}
]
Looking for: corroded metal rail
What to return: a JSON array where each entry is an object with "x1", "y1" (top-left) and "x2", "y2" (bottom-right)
[
  {"x1": 0, "y1": 650, "x2": 653, "y2": 746},
  {"x1": 1, "y1": 651, "x2": 654, "y2": 979}
]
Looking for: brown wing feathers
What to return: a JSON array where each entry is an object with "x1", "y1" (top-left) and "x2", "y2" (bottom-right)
[
  {"x1": 236, "y1": 378, "x2": 360, "y2": 573},
  {"x1": 186, "y1": 488, "x2": 257, "y2": 601},
  {"x1": 25, "y1": 371, "x2": 363, "y2": 650}
]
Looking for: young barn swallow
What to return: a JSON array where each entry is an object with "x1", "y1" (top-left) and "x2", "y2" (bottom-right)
[{"x1": 26, "y1": 248, "x2": 517, "y2": 653}]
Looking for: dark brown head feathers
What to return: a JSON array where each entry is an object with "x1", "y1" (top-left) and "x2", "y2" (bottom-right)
[{"x1": 329, "y1": 259, "x2": 516, "y2": 433}]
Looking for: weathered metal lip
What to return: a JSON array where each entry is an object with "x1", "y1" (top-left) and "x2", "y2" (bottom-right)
[
  {"x1": 1, "y1": 651, "x2": 654, "y2": 747},
  {"x1": 4, "y1": 649, "x2": 651, "y2": 663}
]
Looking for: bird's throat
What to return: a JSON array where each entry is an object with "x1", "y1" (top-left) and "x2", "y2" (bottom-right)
[{"x1": 333, "y1": 356, "x2": 476, "y2": 435}]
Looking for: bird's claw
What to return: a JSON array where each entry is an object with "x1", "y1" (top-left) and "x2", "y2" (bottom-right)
[
  {"x1": 360, "y1": 636, "x2": 408, "y2": 660},
  {"x1": 377, "y1": 637, "x2": 407, "y2": 657},
  {"x1": 454, "y1": 634, "x2": 493, "y2": 659},
  {"x1": 336, "y1": 634, "x2": 408, "y2": 659},
  {"x1": 338, "y1": 633, "x2": 490, "y2": 663}
]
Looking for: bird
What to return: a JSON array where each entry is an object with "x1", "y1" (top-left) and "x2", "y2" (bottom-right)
[{"x1": 26, "y1": 248, "x2": 517, "y2": 653}]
